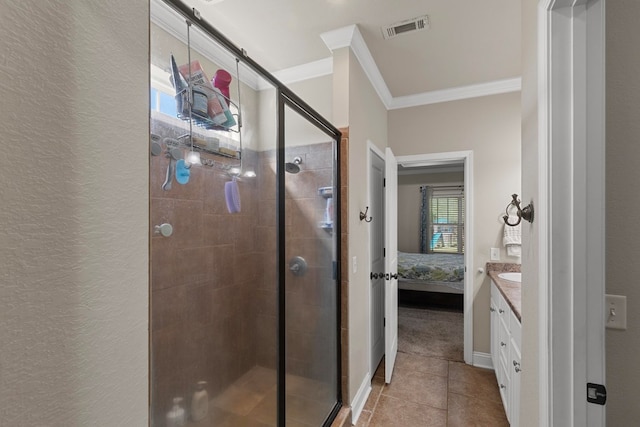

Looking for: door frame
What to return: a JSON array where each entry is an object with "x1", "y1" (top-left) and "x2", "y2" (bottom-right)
[
  {"x1": 395, "y1": 150, "x2": 474, "y2": 364},
  {"x1": 538, "y1": 0, "x2": 606, "y2": 425}
]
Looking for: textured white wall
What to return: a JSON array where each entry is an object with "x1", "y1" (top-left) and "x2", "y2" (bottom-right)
[
  {"x1": 0, "y1": 2, "x2": 149, "y2": 425},
  {"x1": 389, "y1": 93, "x2": 521, "y2": 354}
]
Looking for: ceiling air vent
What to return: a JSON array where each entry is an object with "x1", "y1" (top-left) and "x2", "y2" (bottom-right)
[{"x1": 382, "y1": 15, "x2": 430, "y2": 40}]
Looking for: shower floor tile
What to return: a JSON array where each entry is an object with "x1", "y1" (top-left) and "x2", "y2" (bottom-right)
[
  {"x1": 205, "y1": 365, "x2": 335, "y2": 427},
  {"x1": 211, "y1": 384, "x2": 265, "y2": 416}
]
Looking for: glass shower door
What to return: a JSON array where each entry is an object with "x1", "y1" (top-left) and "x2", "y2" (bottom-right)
[
  {"x1": 150, "y1": 2, "x2": 280, "y2": 424},
  {"x1": 282, "y1": 101, "x2": 340, "y2": 426}
]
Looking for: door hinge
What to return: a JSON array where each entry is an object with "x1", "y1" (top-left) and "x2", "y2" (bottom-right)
[
  {"x1": 383, "y1": 248, "x2": 386, "y2": 257},
  {"x1": 384, "y1": 317, "x2": 386, "y2": 327},
  {"x1": 587, "y1": 383, "x2": 607, "y2": 405},
  {"x1": 383, "y1": 178, "x2": 386, "y2": 187}
]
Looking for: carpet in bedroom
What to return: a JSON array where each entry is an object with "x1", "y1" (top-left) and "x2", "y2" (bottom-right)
[{"x1": 397, "y1": 305, "x2": 464, "y2": 362}]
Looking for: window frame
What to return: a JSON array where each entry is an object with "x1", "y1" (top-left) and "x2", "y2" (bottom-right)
[{"x1": 424, "y1": 185, "x2": 464, "y2": 255}]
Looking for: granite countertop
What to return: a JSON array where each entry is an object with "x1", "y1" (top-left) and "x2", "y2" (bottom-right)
[{"x1": 487, "y1": 263, "x2": 521, "y2": 322}]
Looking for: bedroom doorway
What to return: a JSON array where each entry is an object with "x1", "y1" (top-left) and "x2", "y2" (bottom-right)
[{"x1": 395, "y1": 151, "x2": 473, "y2": 364}]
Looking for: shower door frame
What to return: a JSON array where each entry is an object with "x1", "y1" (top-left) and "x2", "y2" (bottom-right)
[
  {"x1": 278, "y1": 92, "x2": 343, "y2": 427},
  {"x1": 156, "y1": 2, "x2": 343, "y2": 426}
]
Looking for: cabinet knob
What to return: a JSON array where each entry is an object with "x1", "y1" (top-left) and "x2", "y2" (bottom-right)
[
  {"x1": 490, "y1": 307, "x2": 496, "y2": 312},
  {"x1": 499, "y1": 308, "x2": 505, "y2": 314},
  {"x1": 500, "y1": 384, "x2": 506, "y2": 389},
  {"x1": 500, "y1": 341, "x2": 506, "y2": 347},
  {"x1": 513, "y1": 360, "x2": 522, "y2": 373}
]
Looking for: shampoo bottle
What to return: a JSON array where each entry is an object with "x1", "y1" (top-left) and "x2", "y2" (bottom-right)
[
  {"x1": 191, "y1": 381, "x2": 209, "y2": 422},
  {"x1": 166, "y1": 397, "x2": 186, "y2": 427}
]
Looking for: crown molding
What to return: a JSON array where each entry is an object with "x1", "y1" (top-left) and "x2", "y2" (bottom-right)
[
  {"x1": 388, "y1": 77, "x2": 522, "y2": 110},
  {"x1": 319, "y1": 24, "x2": 520, "y2": 110},
  {"x1": 152, "y1": 3, "x2": 522, "y2": 108},
  {"x1": 257, "y1": 57, "x2": 333, "y2": 90},
  {"x1": 320, "y1": 25, "x2": 357, "y2": 50}
]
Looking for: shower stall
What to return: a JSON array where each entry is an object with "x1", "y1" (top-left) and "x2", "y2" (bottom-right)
[{"x1": 150, "y1": 1, "x2": 341, "y2": 426}]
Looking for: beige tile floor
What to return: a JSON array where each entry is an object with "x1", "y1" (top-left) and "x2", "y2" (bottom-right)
[{"x1": 356, "y1": 306, "x2": 509, "y2": 427}]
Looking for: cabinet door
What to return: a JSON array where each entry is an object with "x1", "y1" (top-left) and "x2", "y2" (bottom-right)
[
  {"x1": 510, "y1": 335, "x2": 522, "y2": 426},
  {"x1": 498, "y1": 357, "x2": 510, "y2": 422},
  {"x1": 490, "y1": 295, "x2": 498, "y2": 365}
]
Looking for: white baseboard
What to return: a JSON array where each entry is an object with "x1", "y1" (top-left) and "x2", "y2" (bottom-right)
[
  {"x1": 350, "y1": 373, "x2": 372, "y2": 425},
  {"x1": 473, "y1": 352, "x2": 494, "y2": 370}
]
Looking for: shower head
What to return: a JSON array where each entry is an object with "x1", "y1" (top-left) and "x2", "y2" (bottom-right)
[
  {"x1": 285, "y1": 163, "x2": 300, "y2": 174},
  {"x1": 285, "y1": 156, "x2": 303, "y2": 174}
]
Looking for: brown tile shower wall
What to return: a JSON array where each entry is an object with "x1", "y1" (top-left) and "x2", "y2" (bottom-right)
[
  {"x1": 287, "y1": 142, "x2": 335, "y2": 382},
  {"x1": 254, "y1": 148, "x2": 278, "y2": 370},
  {"x1": 339, "y1": 127, "x2": 350, "y2": 405},
  {"x1": 150, "y1": 119, "x2": 344, "y2": 421},
  {"x1": 253, "y1": 141, "x2": 339, "y2": 383},
  {"x1": 150, "y1": 119, "x2": 264, "y2": 422}
]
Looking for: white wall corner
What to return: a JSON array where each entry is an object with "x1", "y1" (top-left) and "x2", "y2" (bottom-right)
[
  {"x1": 321, "y1": 24, "x2": 393, "y2": 109},
  {"x1": 350, "y1": 373, "x2": 372, "y2": 425},
  {"x1": 473, "y1": 352, "x2": 494, "y2": 370},
  {"x1": 320, "y1": 24, "x2": 358, "y2": 51}
]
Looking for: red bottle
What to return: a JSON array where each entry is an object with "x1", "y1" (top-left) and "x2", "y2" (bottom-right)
[{"x1": 212, "y1": 69, "x2": 232, "y2": 106}]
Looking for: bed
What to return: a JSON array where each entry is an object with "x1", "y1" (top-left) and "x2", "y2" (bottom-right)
[{"x1": 397, "y1": 251, "x2": 465, "y2": 294}]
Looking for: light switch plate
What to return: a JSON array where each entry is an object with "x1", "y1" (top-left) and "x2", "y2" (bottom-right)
[
  {"x1": 490, "y1": 247, "x2": 500, "y2": 261},
  {"x1": 605, "y1": 294, "x2": 627, "y2": 330}
]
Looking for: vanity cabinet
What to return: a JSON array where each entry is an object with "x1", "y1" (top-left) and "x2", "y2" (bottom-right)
[{"x1": 490, "y1": 281, "x2": 521, "y2": 426}]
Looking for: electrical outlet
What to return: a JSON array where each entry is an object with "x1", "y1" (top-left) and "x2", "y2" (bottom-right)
[
  {"x1": 490, "y1": 247, "x2": 500, "y2": 261},
  {"x1": 605, "y1": 294, "x2": 627, "y2": 330}
]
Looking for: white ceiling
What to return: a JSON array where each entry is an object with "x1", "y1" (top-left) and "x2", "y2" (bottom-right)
[{"x1": 177, "y1": 0, "x2": 521, "y2": 106}]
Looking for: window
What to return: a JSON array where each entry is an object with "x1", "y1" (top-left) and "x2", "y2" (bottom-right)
[
  {"x1": 150, "y1": 87, "x2": 179, "y2": 116},
  {"x1": 420, "y1": 186, "x2": 464, "y2": 254}
]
